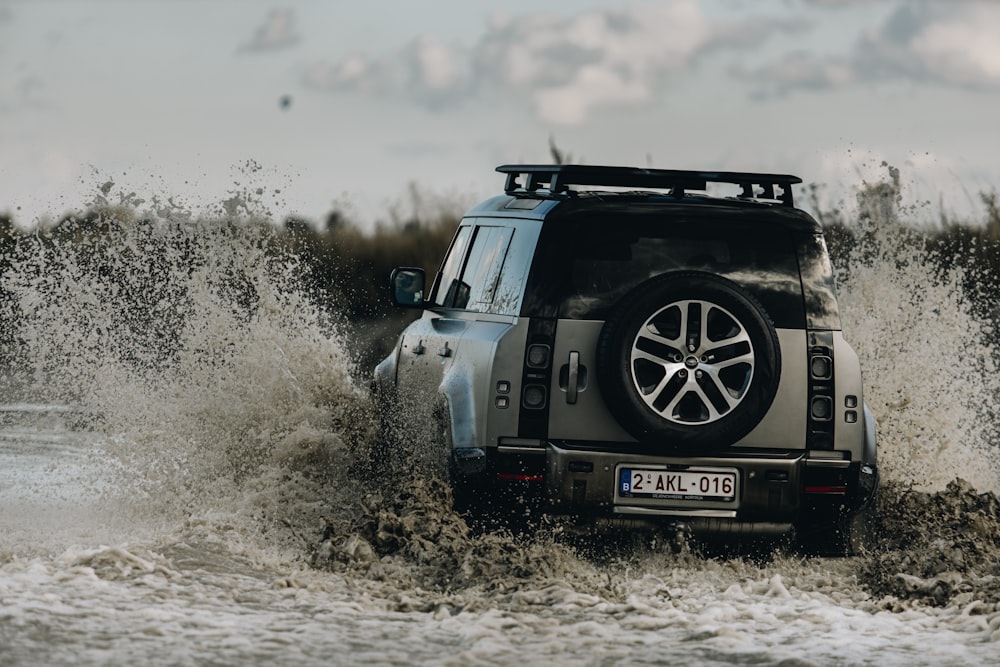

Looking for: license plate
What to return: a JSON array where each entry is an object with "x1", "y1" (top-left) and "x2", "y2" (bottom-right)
[{"x1": 618, "y1": 467, "x2": 737, "y2": 502}]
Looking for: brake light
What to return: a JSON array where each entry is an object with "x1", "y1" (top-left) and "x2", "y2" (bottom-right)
[{"x1": 497, "y1": 473, "x2": 544, "y2": 482}]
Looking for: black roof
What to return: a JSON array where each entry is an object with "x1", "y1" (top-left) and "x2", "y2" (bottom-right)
[{"x1": 497, "y1": 164, "x2": 802, "y2": 207}]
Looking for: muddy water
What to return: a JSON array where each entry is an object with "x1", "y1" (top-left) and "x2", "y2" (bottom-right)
[{"x1": 2, "y1": 193, "x2": 1000, "y2": 666}]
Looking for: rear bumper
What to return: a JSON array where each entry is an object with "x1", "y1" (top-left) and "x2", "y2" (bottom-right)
[
  {"x1": 458, "y1": 441, "x2": 877, "y2": 531},
  {"x1": 548, "y1": 443, "x2": 810, "y2": 522}
]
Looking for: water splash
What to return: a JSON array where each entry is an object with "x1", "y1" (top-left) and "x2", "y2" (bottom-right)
[
  {"x1": 1, "y1": 199, "x2": 374, "y2": 558},
  {"x1": 831, "y1": 165, "x2": 1000, "y2": 493}
]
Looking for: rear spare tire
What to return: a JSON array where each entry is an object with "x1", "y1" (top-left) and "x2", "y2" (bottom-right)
[{"x1": 596, "y1": 272, "x2": 781, "y2": 450}]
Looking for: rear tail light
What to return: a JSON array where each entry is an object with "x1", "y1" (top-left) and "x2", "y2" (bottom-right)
[
  {"x1": 522, "y1": 384, "x2": 547, "y2": 409},
  {"x1": 810, "y1": 355, "x2": 832, "y2": 379},
  {"x1": 804, "y1": 485, "x2": 847, "y2": 494},
  {"x1": 811, "y1": 396, "x2": 833, "y2": 420},
  {"x1": 518, "y1": 321, "x2": 556, "y2": 439},
  {"x1": 807, "y1": 337, "x2": 836, "y2": 449},
  {"x1": 526, "y1": 344, "x2": 551, "y2": 368}
]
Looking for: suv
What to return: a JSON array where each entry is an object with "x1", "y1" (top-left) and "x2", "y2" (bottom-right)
[{"x1": 375, "y1": 164, "x2": 878, "y2": 553}]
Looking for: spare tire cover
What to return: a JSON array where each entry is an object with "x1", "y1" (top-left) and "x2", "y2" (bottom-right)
[{"x1": 596, "y1": 271, "x2": 781, "y2": 449}]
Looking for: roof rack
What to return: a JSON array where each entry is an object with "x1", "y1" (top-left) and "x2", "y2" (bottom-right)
[{"x1": 496, "y1": 164, "x2": 802, "y2": 207}]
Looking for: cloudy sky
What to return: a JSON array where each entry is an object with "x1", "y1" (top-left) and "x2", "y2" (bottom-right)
[{"x1": 1, "y1": 0, "x2": 999, "y2": 228}]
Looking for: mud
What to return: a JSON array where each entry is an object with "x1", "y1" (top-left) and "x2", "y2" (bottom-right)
[{"x1": 862, "y1": 479, "x2": 1000, "y2": 608}]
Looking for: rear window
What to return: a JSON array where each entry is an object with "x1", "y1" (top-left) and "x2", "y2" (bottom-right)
[{"x1": 549, "y1": 218, "x2": 806, "y2": 328}]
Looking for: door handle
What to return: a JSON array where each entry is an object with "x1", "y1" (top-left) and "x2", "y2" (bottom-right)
[{"x1": 567, "y1": 351, "x2": 580, "y2": 404}]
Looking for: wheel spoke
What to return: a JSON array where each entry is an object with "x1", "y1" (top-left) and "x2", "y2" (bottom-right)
[
  {"x1": 634, "y1": 332, "x2": 681, "y2": 365},
  {"x1": 651, "y1": 371, "x2": 685, "y2": 412},
  {"x1": 660, "y1": 382, "x2": 694, "y2": 419},
  {"x1": 685, "y1": 301, "x2": 702, "y2": 352},
  {"x1": 660, "y1": 381, "x2": 723, "y2": 423},
  {"x1": 691, "y1": 384, "x2": 727, "y2": 421},
  {"x1": 704, "y1": 340, "x2": 753, "y2": 368},
  {"x1": 699, "y1": 367, "x2": 745, "y2": 406}
]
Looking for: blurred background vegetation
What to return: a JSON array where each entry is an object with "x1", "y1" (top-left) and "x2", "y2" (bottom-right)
[{"x1": 1, "y1": 166, "x2": 999, "y2": 378}]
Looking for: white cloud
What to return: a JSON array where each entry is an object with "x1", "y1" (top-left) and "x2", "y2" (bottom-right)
[
  {"x1": 747, "y1": 2, "x2": 1000, "y2": 96},
  {"x1": 304, "y1": 34, "x2": 469, "y2": 108},
  {"x1": 905, "y1": 5, "x2": 1000, "y2": 85},
  {"x1": 484, "y1": 3, "x2": 718, "y2": 125},
  {"x1": 304, "y1": 55, "x2": 374, "y2": 92},
  {"x1": 408, "y1": 35, "x2": 464, "y2": 92},
  {"x1": 241, "y1": 9, "x2": 300, "y2": 52},
  {"x1": 535, "y1": 64, "x2": 652, "y2": 126},
  {"x1": 305, "y1": 1, "x2": 785, "y2": 126}
]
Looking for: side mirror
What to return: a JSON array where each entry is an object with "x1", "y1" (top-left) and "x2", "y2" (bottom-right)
[{"x1": 389, "y1": 267, "x2": 426, "y2": 307}]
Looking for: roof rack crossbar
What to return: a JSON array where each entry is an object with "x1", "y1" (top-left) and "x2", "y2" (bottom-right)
[{"x1": 496, "y1": 164, "x2": 802, "y2": 207}]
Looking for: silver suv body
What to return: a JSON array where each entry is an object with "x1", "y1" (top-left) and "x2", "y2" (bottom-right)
[{"x1": 375, "y1": 165, "x2": 878, "y2": 552}]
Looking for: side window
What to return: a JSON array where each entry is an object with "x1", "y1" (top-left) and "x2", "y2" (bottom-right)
[
  {"x1": 432, "y1": 225, "x2": 473, "y2": 307},
  {"x1": 490, "y1": 224, "x2": 536, "y2": 316},
  {"x1": 432, "y1": 221, "x2": 535, "y2": 315},
  {"x1": 461, "y1": 226, "x2": 514, "y2": 312}
]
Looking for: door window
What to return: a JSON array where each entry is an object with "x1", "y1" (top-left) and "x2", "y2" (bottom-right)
[{"x1": 432, "y1": 225, "x2": 473, "y2": 307}]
